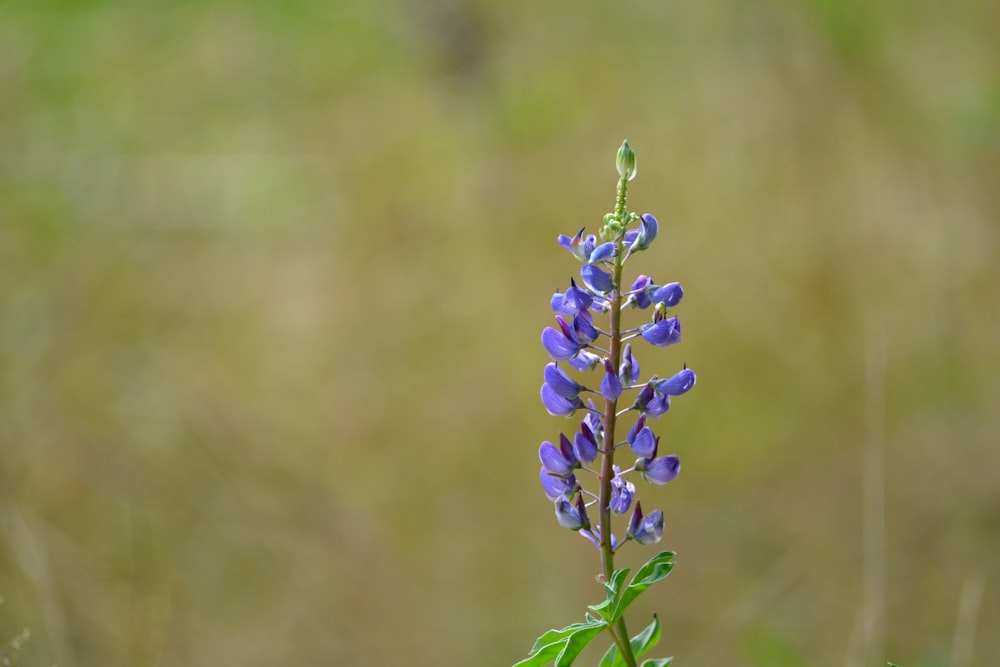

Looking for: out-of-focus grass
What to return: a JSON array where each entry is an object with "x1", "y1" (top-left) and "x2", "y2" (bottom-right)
[{"x1": 1, "y1": 1, "x2": 998, "y2": 666}]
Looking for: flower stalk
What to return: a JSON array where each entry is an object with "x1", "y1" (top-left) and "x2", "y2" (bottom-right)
[{"x1": 524, "y1": 140, "x2": 695, "y2": 667}]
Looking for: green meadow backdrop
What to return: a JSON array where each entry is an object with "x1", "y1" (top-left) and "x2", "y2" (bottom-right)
[{"x1": 2, "y1": 1, "x2": 998, "y2": 666}]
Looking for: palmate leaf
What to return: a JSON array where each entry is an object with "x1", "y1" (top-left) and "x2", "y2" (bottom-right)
[{"x1": 598, "y1": 614, "x2": 661, "y2": 667}]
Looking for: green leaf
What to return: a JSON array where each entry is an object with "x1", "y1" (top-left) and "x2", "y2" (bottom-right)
[
  {"x1": 517, "y1": 620, "x2": 608, "y2": 667},
  {"x1": 588, "y1": 568, "x2": 631, "y2": 621},
  {"x1": 630, "y1": 614, "x2": 662, "y2": 659},
  {"x1": 530, "y1": 622, "x2": 605, "y2": 654},
  {"x1": 553, "y1": 624, "x2": 606, "y2": 667},
  {"x1": 887, "y1": 663, "x2": 899, "y2": 667},
  {"x1": 640, "y1": 659, "x2": 673, "y2": 667},
  {"x1": 597, "y1": 614, "x2": 661, "y2": 667},
  {"x1": 598, "y1": 642, "x2": 622, "y2": 667},
  {"x1": 613, "y1": 552, "x2": 674, "y2": 620},
  {"x1": 513, "y1": 640, "x2": 565, "y2": 667}
]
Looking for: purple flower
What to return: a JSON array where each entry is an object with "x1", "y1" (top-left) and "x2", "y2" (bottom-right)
[
  {"x1": 609, "y1": 466, "x2": 635, "y2": 514},
  {"x1": 627, "y1": 425, "x2": 657, "y2": 458},
  {"x1": 543, "y1": 363, "x2": 584, "y2": 400},
  {"x1": 630, "y1": 213, "x2": 658, "y2": 252},
  {"x1": 657, "y1": 368, "x2": 696, "y2": 396},
  {"x1": 582, "y1": 400, "x2": 603, "y2": 439},
  {"x1": 581, "y1": 263, "x2": 614, "y2": 293},
  {"x1": 550, "y1": 279, "x2": 594, "y2": 314},
  {"x1": 579, "y1": 527, "x2": 621, "y2": 550},
  {"x1": 628, "y1": 275, "x2": 654, "y2": 309},
  {"x1": 570, "y1": 309, "x2": 599, "y2": 345},
  {"x1": 640, "y1": 317, "x2": 681, "y2": 347},
  {"x1": 540, "y1": 467, "x2": 577, "y2": 500},
  {"x1": 600, "y1": 359, "x2": 622, "y2": 402},
  {"x1": 619, "y1": 343, "x2": 640, "y2": 385},
  {"x1": 542, "y1": 325, "x2": 580, "y2": 361},
  {"x1": 539, "y1": 440, "x2": 576, "y2": 476},
  {"x1": 589, "y1": 242, "x2": 616, "y2": 263},
  {"x1": 627, "y1": 502, "x2": 664, "y2": 545},
  {"x1": 651, "y1": 282, "x2": 683, "y2": 307},
  {"x1": 632, "y1": 381, "x2": 670, "y2": 417},
  {"x1": 626, "y1": 412, "x2": 646, "y2": 441},
  {"x1": 573, "y1": 422, "x2": 599, "y2": 464},
  {"x1": 554, "y1": 494, "x2": 591, "y2": 531},
  {"x1": 557, "y1": 228, "x2": 596, "y2": 262},
  {"x1": 568, "y1": 350, "x2": 602, "y2": 372},
  {"x1": 541, "y1": 383, "x2": 584, "y2": 416},
  {"x1": 640, "y1": 455, "x2": 681, "y2": 485},
  {"x1": 647, "y1": 395, "x2": 671, "y2": 418}
]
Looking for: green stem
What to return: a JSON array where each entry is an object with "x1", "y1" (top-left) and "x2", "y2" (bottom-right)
[{"x1": 598, "y1": 176, "x2": 639, "y2": 667}]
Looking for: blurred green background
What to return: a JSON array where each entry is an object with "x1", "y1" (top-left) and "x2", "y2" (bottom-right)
[{"x1": 1, "y1": 1, "x2": 998, "y2": 666}]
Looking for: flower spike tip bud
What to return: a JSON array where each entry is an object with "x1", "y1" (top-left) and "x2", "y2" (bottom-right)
[{"x1": 616, "y1": 140, "x2": 636, "y2": 181}]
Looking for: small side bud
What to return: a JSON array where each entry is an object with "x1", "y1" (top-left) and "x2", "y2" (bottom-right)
[{"x1": 616, "y1": 140, "x2": 637, "y2": 181}]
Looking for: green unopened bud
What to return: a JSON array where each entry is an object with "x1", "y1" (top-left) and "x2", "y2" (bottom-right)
[{"x1": 616, "y1": 140, "x2": 636, "y2": 181}]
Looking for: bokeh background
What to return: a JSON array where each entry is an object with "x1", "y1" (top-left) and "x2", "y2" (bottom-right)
[{"x1": 2, "y1": 1, "x2": 998, "y2": 666}]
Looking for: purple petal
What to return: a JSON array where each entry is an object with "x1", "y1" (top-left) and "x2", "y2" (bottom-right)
[
  {"x1": 581, "y1": 263, "x2": 614, "y2": 293},
  {"x1": 610, "y1": 468, "x2": 635, "y2": 514},
  {"x1": 629, "y1": 426, "x2": 657, "y2": 458},
  {"x1": 632, "y1": 509, "x2": 664, "y2": 545},
  {"x1": 626, "y1": 413, "x2": 647, "y2": 445},
  {"x1": 582, "y1": 402, "x2": 603, "y2": 438},
  {"x1": 640, "y1": 317, "x2": 681, "y2": 347},
  {"x1": 539, "y1": 441, "x2": 574, "y2": 476},
  {"x1": 589, "y1": 242, "x2": 616, "y2": 263},
  {"x1": 540, "y1": 467, "x2": 575, "y2": 500},
  {"x1": 579, "y1": 528, "x2": 601, "y2": 548},
  {"x1": 543, "y1": 363, "x2": 582, "y2": 399},
  {"x1": 628, "y1": 275, "x2": 654, "y2": 310},
  {"x1": 601, "y1": 371, "x2": 622, "y2": 402},
  {"x1": 554, "y1": 496, "x2": 584, "y2": 530},
  {"x1": 627, "y1": 501, "x2": 644, "y2": 539},
  {"x1": 619, "y1": 343, "x2": 640, "y2": 385},
  {"x1": 651, "y1": 282, "x2": 683, "y2": 307},
  {"x1": 642, "y1": 455, "x2": 680, "y2": 485},
  {"x1": 657, "y1": 368, "x2": 696, "y2": 396},
  {"x1": 541, "y1": 383, "x2": 582, "y2": 416},
  {"x1": 542, "y1": 327, "x2": 580, "y2": 361},
  {"x1": 645, "y1": 394, "x2": 671, "y2": 418},
  {"x1": 573, "y1": 430, "x2": 598, "y2": 464},
  {"x1": 570, "y1": 309, "x2": 599, "y2": 345},
  {"x1": 568, "y1": 350, "x2": 602, "y2": 372},
  {"x1": 630, "y1": 213, "x2": 658, "y2": 251},
  {"x1": 558, "y1": 433, "x2": 578, "y2": 464},
  {"x1": 557, "y1": 228, "x2": 589, "y2": 261}
]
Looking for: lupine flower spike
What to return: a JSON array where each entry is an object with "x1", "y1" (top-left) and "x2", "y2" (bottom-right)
[{"x1": 517, "y1": 141, "x2": 698, "y2": 667}]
